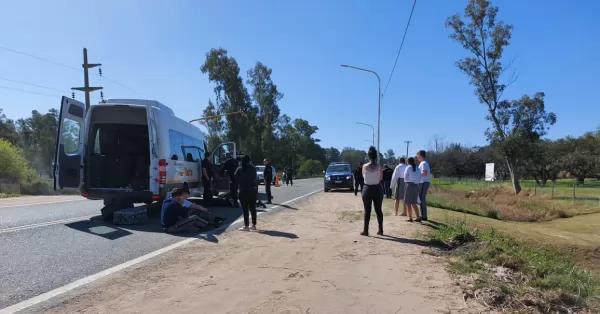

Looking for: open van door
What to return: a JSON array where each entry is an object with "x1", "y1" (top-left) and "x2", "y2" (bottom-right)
[
  {"x1": 211, "y1": 142, "x2": 237, "y2": 193},
  {"x1": 54, "y1": 96, "x2": 86, "y2": 190}
]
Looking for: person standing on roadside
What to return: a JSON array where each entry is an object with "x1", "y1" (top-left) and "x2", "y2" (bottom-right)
[
  {"x1": 390, "y1": 157, "x2": 408, "y2": 216},
  {"x1": 403, "y1": 157, "x2": 422, "y2": 222},
  {"x1": 417, "y1": 150, "x2": 431, "y2": 221},
  {"x1": 201, "y1": 152, "x2": 213, "y2": 206},
  {"x1": 286, "y1": 166, "x2": 294, "y2": 186},
  {"x1": 223, "y1": 152, "x2": 239, "y2": 207},
  {"x1": 235, "y1": 155, "x2": 259, "y2": 231},
  {"x1": 382, "y1": 164, "x2": 393, "y2": 198},
  {"x1": 361, "y1": 146, "x2": 384, "y2": 236},
  {"x1": 263, "y1": 159, "x2": 274, "y2": 204},
  {"x1": 353, "y1": 162, "x2": 364, "y2": 196}
]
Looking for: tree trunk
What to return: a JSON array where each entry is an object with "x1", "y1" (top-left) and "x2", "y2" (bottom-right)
[{"x1": 506, "y1": 159, "x2": 522, "y2": 194}]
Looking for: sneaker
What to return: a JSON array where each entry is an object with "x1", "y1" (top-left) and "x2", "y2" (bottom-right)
[
  {"x1": 240, "y1": 226, "x2": 249, "y2": 231},
  {"x1": 250, "y1": 225, "x2": 257, "y2": 231}
]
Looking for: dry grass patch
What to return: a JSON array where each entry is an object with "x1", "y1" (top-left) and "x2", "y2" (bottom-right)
[{"x1": 428, "y1": 184, "x2": 600, "y2": 222}]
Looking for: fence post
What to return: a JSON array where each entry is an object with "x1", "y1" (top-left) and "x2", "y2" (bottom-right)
[
  {"x1": 534, "y1": 181, "x2": 537, "y2": 196},
  {"x1": 572, "y1": 183, "x2": 576, "y2": 201},
  {"x1": 551, "y1": 182, "x2": 555, "y2": 199}
]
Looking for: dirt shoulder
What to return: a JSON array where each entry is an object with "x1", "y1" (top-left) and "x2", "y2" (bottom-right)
[{"x1": 32, "y1": 193, "x2": 491, "y2": 314}]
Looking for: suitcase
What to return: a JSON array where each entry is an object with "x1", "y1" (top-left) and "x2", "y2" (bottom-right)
[{"x1": 113, "y1": 206, "x2": 148, "y2": 225}]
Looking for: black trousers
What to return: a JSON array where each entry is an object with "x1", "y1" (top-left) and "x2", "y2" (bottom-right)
[
  {"x1": 202, "y1": 178, "x2": 213, "y2": 205},
  {"x1": 265, "y1": 179, "x2": 272, "y2": 201},
  {"x1": 361, "y1": 184, "x2": 384, "y2": 233},
  {"x1": 354, "y1": 179, "x2": 364, "y2": 194},
  {"x1": 229, "y1": 178, "x2": 238, "y2": 202},
  {"x1": 239, "y1": 190, "x2": 257, "y2": 226}
]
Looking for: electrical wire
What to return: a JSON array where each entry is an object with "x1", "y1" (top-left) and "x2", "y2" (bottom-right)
[
  {"x1": 0, "y1": 77, "x2": 72, "y2": 94},
  {"x1": 0, "y1": 45, "x2": 152, "y2": 99},
  {"x1": 0, "y1": 85, "x2": 63, "y2": 98},
  {"x1": 382, "y1": 0, "x2": 417, "y2": 96}
]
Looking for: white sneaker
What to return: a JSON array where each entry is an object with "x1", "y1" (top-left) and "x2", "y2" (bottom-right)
[
  {"x1": 240, "y1": 226, "x2": 249, "y2": 231},
  {"x1": 250, "y1": 225, "x2": 257, "y2": 231}
]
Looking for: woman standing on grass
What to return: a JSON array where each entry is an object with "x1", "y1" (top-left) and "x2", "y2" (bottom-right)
[
  {"x1": 403, "y1": 157, "x2": 422, "y2": 222},
  {"x1": 235, "y1": 155, "x2": 259, "y2": 231},
  {"x1": 361, "y1": 146, "x2": 384, "y2": 236}
]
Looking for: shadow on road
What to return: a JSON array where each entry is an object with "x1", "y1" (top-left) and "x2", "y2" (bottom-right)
[{"x1": 256, "y1": 230, "x2": 299, "y2": 239}]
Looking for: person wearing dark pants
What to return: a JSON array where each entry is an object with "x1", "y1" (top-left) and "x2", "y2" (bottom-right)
[
  {"x1": 201, "y1": 152, "x2": 213, "y2": 206},
  {"x1": 263, "y1": 159, "x2": 273, "y2": 204},
  {"x1": 223, "y1": 152, "x2": 239, "y2": 207},
  {"x1": 353, "y1": 163, "x2": 364, "y2": 196},
  {"x1": 417, "y1": 150, "x2": 431, "y2": 221},
  {"x1": 286, "y1": 167, "x2": 293, "y2": 186},
  {"x1": 235, "y1": 155, "x2": 259, "y2": 231},
  {"x1": 382, "y1": 164, "x2": 393, "y2": 198},
  {"x1": 161, "y1": 188, "x2": 208, "y2": 233},
  {"x1": 360, "y1": 146, "x2": 384, "y2": 236}
]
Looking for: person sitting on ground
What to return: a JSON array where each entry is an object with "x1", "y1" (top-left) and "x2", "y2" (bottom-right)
[{"x1": 161, "y1": 188, "x2": 226, "y2": 233}]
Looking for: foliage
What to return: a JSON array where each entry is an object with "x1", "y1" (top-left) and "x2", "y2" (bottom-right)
[
  {"x1": 445, "y1": 0, "x2": 556, "y2": 194},
  {"x1": 297, "y1": 159, "x2": 324, "y2": 177},
  {"x1": 339, "y1": 147, "x2": 366, "y2": 168},
  {"x1": 0, "y1": 138, "x2": 37, "y2": 183},
  {"x1": 199, "y1": 48, "x2": 326, "y2": 172},
  {"x1": 426, "y1": 219, "x2": 600, "y2": 313}
]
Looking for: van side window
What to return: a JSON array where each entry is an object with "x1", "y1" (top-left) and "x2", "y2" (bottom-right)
[
  {"x1": 93, "y1": 128, "x2": 101, "y2": 154},
  {"x1": 168, "y1": 130, "x2": 184, "y2": 161},
  {"x1": 182, "y1": 147, "x2": 201, "y2": 162}
]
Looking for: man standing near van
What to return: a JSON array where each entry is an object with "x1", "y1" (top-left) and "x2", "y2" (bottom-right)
[
  {"x1": 417, "y1": 150, "x2": 431, "y2": 221},
  {"x1": 353, "y1": 162, "x2": 364, "y2": 196},
  {"x1": 263, "y1": 159, "x2": 273, "y2": 204},
  {"x1": 202, "y1": 152, "x2": 213, "y2": 206}
]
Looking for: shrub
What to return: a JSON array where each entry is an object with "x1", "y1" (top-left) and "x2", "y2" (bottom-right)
[{"x1": 0, "y1": 138, "x2": 35, "y2": 182}]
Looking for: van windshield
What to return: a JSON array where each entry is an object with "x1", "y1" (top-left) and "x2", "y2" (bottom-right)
[
  {"x1": 327, "y1": 165, "x2": 351, "y2": 173},
  {"x1": 255, "y1": 166, "x2": 265, "y2": 172}
]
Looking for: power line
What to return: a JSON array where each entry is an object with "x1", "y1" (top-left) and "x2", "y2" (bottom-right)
[
  {"x1": 0, "y1": 85, "x2": 63, "y2": 99},
  {"x1": 382, "y1": 0, "x2": 417, "y2": 96},
  {"x1": 0, "y1": 45, "x2": 152, "y2": 99},
  {"x1": 0, "y1": 77, "x2": 72, "y2": 94}
]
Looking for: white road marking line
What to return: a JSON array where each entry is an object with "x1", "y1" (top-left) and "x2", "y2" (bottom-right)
[
  {"x1": 0, "y1": 187, "x2": 323, "y2": 314},
  {"x1": 0, "y1": 215, "x2": 97, "y2": 234},
  {"x1": 0, "y1": 199, "x2": 89, "y2": 209}
]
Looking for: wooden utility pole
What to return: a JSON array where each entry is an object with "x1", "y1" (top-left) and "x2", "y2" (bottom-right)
[
  {"x1": 404, "y1": 140, "x2": 412, "y2": 158},
  {"x1": 71, "y1": 48, "x2": 103, "y2": 110}
]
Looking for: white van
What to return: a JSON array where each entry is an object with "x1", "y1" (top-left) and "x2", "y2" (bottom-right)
[{"x1": 54, "y1": 97, "x2": 236, "y2": 219}]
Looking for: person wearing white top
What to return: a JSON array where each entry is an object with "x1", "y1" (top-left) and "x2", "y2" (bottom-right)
[
  {"x1": 417, "y1": 150, "x2": 431, "y2": 221},
  {"x1": 403, "y1": 157, "x2": 422, "y2": 222},
  {"x1": 390, "y1": 157, "x2": 408, "y2": 216},
  {"x1": 360, "y1": 146, "x2": 384, "y2": 237}
]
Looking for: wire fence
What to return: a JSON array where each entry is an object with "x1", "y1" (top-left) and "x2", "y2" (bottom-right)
[{"x1": 433, "y1": 176, "x2": 600, "y2": 204}]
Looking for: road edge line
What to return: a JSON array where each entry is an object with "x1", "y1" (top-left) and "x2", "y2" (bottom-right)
[{"x1": 0, "y1": 187, "x2": 323, "y2": 314}]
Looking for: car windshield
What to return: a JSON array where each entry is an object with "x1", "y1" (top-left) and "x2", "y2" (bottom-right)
[
  {"x1": 255, "y1": 166, "x2": 265, "y2": 172},
  {"x1": 327, "y1": 165, "x2": 350, "y2": 173}
]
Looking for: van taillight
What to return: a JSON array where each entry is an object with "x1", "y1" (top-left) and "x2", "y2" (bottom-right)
[{"x1": 159, "y1": 159, "x2": 166, "y2": 184}]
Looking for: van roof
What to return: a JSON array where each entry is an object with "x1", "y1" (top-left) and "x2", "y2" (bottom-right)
[{"x1": 103, "y1": 99, "x2": 174, "y2": 115}]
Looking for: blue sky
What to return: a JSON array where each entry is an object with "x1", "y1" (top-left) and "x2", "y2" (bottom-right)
[{"x1": 1, "y1": 0, "x2": 598, "y2": 156}]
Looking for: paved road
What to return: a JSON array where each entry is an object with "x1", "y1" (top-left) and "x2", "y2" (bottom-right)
[{"x1": 0, "y1": 178, "x2": 323, "y2": 310}]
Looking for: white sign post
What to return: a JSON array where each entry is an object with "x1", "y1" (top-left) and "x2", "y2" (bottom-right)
[{"x1": 485, "y1": 163, "x2": 495, "y2": 182}]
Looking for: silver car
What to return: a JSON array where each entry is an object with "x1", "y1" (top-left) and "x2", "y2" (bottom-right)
[{"x1": 255, "y1": 165, "x2": 276, "y2": 185}]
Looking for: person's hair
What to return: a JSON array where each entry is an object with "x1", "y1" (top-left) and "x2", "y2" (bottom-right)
[
  {"x1": 367, "y1": 146, "x2": 378, "y2": 163},
  {"x1": 399, "y1": 157, "x2": 406, "y2": 163},
  {"x1": 170, "y1": 188, "x2": 189, "y2": 198},
  {"x1": 383, "y1": 164, "x2": 388, "y2": 168},
  {"x1": 205, "y1": 152, "x2": 211, "y2": 158},
  {"x1": 407, "y1": 157, "x2": 417, "y2": 172},
  {"x1": 417, "y1": 150, "x2": 426, "y2": 158},
  {"x1": 242, "y1": 155, "x2": 251, "y2": 169}
]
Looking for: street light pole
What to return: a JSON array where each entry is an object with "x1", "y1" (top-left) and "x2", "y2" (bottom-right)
[
  {"x1": 356, "y1": 122, "x2": 375, "y2": 147},
  {"x1": 342, "y1": 64, "x2": 382, "y2": 155}
]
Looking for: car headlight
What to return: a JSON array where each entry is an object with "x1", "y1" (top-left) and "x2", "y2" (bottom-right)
[
  {"x1": 346, "y1": 176, "x2": 352, "y2": 180},
  {"x1": 326, "y1": 176, "x2": 331, "y2": 181}
]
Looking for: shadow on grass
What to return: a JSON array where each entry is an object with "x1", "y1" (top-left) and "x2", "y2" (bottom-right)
[
  {"x1": 374, "y1": 234, "x2": 449, "y2": 250},
  {"x1": 421, "y1": 219, "x2": 448, "y2": 230}
]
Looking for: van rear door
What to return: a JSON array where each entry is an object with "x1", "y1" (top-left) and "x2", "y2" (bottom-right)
[
  {"x1": 146, "y1": 107, "x2": 159, "y2": 196},
  {"x1": 211, "y1": 142, "x2": 237, "y2": 192},
  {"x1": 54, "y1": 96, "x2": 86, "y2": 190}
]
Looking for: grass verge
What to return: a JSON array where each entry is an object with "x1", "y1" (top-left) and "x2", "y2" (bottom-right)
[
  {"x1": 428, "y1": 184, "x2": 600, "y2": 222},
  {"x1": 422, "y1": 214, "x2": 600, "y2": 313}
]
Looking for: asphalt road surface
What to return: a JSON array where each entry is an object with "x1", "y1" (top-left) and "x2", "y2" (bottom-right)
[{"x1": 0, "y1": 178, "x2": 322, "y2": 310}]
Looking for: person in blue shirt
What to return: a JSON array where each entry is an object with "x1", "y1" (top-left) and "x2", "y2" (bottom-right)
[{"x1": 161, "y1": 188, "x2": 226, "y2": 233}]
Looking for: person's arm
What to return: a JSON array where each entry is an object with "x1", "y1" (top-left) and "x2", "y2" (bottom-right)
[
  {"x1": 420, "y1": 162, "x2": 429, "y2": 176},
  {"x1": 390, "y1": 168, "x2": 398, "y2": 188},
  {"x1": 404, "y1": 167, "x2": 410, "y2": 182},
  {"x1": 183, "y1": 199, "x2": 207, "y2": 212}
]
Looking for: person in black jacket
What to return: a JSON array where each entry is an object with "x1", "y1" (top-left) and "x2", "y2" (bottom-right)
[
  {"x1": 201, "y1": 152, "x2": 213, "y2": 206},
  {"x1": 263, "y1": 159, "x2": 274, "y2": 204},
  {"x1": 353, "y1": 162, "x2": 364, "y2": 196},
  {"x1": 382, "y1": 164, "x2": 394, "y2": 198},
  {"x1": 222, "y1": 152, "x2": 239, "y2": 207},
  {"x1": 235, "y1": 155, "x2": 259, "y2": 231}
]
